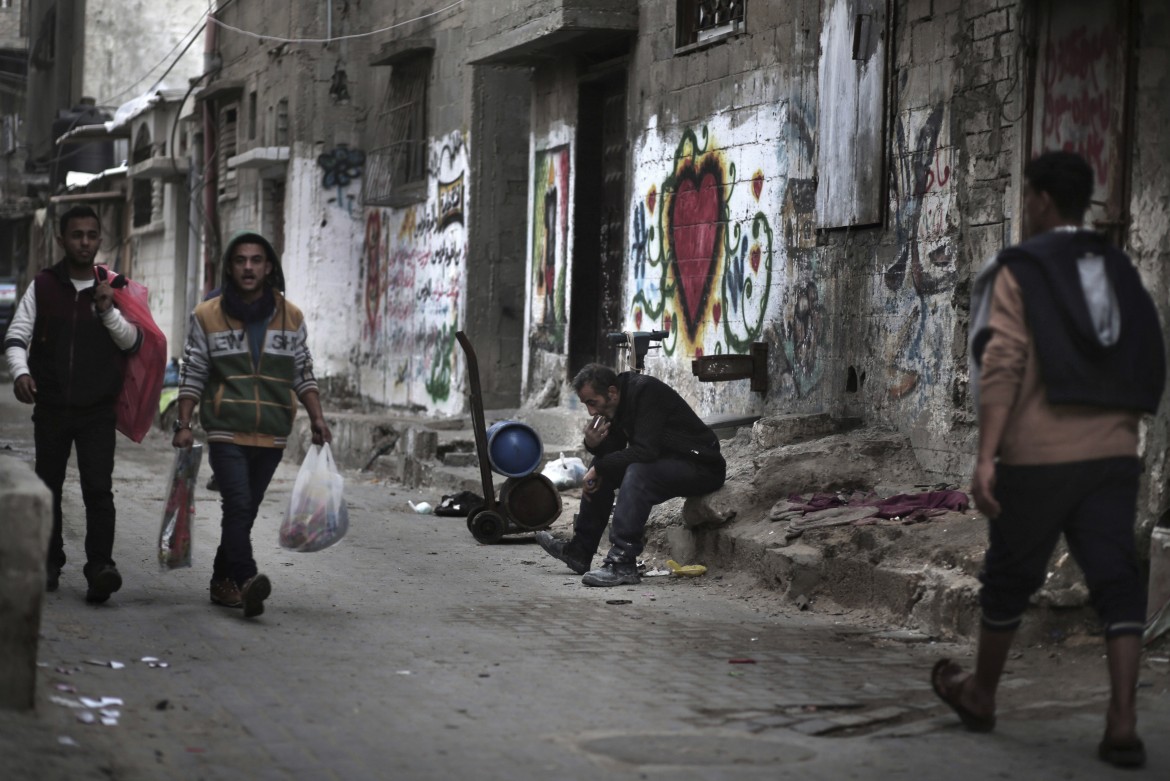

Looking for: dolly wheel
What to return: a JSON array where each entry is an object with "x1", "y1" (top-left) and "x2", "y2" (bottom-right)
[{"x1": 470, "y1": 510, "x2": 506, "y2": 544}]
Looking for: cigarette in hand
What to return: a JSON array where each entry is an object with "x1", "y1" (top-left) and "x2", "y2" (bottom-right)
[{"x1": 592, "y1": 416, "x2": 601, "y2": 429}]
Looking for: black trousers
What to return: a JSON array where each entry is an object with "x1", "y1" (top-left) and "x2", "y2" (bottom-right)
[
  {"x1": 979, "y1": 456, "x2": 1146, "y2": 638},
  {"x1": 34, "y1": 404, "x2": 118, "y2": 573},
  {"x1": 571, "y1": 457, "x2": 726, "y2": 567},
  {"x1": 208, "y1": 442, "x2": 284, "y2": 587}
]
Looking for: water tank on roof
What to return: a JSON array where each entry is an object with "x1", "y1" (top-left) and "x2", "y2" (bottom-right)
[{"x1": 51, "y1": 97, "x2": 114, "y2": 191}]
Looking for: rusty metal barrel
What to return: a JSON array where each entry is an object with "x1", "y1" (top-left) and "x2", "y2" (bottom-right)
[{"x1": 498, "y1": 473, "x2": 562, "y2": 531}]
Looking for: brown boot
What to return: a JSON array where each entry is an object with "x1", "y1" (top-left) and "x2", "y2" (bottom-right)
[{"x1": 210, "y1": 578, "x2": 243, "y2": 608}]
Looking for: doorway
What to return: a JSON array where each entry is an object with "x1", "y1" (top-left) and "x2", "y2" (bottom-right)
[{"x1": 569, "y1": 69, "x2": 628, "y2": 376}]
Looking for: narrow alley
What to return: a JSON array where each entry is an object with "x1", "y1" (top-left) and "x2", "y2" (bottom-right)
[{"x1": 2, "y1": 374, "x2": 1168, "y2": 780}]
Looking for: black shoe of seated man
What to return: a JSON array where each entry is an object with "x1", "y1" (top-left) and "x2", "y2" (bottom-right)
[
  {"x1": 581, "y1": 561, "x2": 641, "y2": 587},
  {"x1": 535, "y1": 530, "x2": 591, "y2": 575},
  {"x1": 46, "y1": 565, "x2": 61, "y2": 592},
  {"x1": 84, "y1": 564, "x2": 122, "y2": 604}
]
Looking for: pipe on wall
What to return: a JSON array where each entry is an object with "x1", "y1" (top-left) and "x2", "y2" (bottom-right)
[{"x1": 201, "y1": 9, "x2": 220, "y2": 297}]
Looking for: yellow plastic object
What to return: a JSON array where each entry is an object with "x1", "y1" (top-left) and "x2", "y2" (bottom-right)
[{"x1": 666, "y1": 559, "x2": 707, "y2": 577}]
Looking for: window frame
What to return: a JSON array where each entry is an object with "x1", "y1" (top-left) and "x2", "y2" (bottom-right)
[
  {"x1": 363, "y1": 48, "x2": 433, "y2": 208},
  {"x1": 675, "y1": 0, "x2": 746, "y2": 54},
  {"x1": 217, "y1": 102, "x2": 239, "y2": 201}
]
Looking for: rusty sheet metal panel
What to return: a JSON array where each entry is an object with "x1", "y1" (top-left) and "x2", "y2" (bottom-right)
[
  {"x1": 816, "y1": 0, "x2": 888, "y2": 228},
  {"x1": 1029, "y1": 0, "x2": 1132, "y2": 236}
]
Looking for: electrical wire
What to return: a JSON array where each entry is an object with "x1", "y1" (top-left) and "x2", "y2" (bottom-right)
[
  {"x1": 97, "y1": 18, "x2": 208, "y2": 107},
  {"x1": 207, "y1": 0, "x2": 465, "y2": 45},
  {"x1": 96, "y1": 0, "x2": 242, "y2": 108}
]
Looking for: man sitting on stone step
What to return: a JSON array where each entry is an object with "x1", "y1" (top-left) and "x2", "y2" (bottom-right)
[{"x1": 536, "y1": 363, "x2": 726, "y2": 586}]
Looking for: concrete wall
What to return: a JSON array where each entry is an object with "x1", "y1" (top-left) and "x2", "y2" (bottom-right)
[
  {"x1": 351, "y1": 131, "x2": 468, "y2": 412},
  {"x1": 0, "y1": 1, "x2": 25, "y2": 46},
  {"x1": 0, "y1": 455, "x2": 52, "y2": 711},
  {"x1": 1128, "y1": 1, "x2": 1170, "y2": 535},
  {"x1": 85, "y1": 0, "x2": 206, "y2": 108},
  {"x1": 466, "y1": 64, "x2": 531, "y2": 410},
  {"x1": 194, "y1": 0, "x2": 1170, "y2": 525}
]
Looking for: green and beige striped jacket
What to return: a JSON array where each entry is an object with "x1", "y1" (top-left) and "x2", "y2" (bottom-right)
[{"x1": 178, "y1": 292, "x2": 317, "y2": 448}]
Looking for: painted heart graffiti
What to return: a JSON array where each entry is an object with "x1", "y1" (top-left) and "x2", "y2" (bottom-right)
[
  {"x1": 668, "y1": 158, "x2": 724, "y2": 340},
  {"x1": 630, "y1": 125, "x2": 773, "y2": 359}
]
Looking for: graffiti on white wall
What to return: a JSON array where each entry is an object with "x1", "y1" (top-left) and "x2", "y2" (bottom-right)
[
  {"x1": 884, "y1": 99, "x2": 958, "y2": 402},
  {"x1": 529, "y1": 146, "x2": 570, "y2": 352},
  {"x1": 628, "y1": 121, "x2": 776, "y2": 360},
  {"x1": 358, "y1": 131, "x2": 467, "y2": 410},
  {"x1": 319, "y1": 144, "x2": 366, "y2": 216}
]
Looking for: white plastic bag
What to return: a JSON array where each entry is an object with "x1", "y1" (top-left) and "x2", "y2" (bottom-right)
[
  {"x1": 280, "y1": 443, "x2": 349, "y2": 552},
  {"x1": 540, "y1": 452, "x2": 587, "y2": 490}
]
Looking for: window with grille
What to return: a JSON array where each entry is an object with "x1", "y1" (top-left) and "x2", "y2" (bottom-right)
[
  {"x1": 676, "y1": 0, "x2": 745, "y2": 48},
  {"x1": 363, "y1": 52, "x2": 430, "y2": 207},
  {"x1": 275, "y1": 98, "x2": 289, "y2": 146},
  {"x1": 217, "y1": 103, "x2": 239, "y2": 200}
]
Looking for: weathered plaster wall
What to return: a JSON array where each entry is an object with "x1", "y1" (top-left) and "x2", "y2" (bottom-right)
[
  {"x1": 1129, "y1": 1, "x2": 1170, "y2": 532},
  {"x1": 127, "y1": 182, "x2": 188, "y2": 360},
  {"x1": 281, "y1": 149, "x2": 364, "y2": 385},
  {"x1": 840, "y1": 0, "x2": 975, "y2": 479},
  {"x1": 626, "y1": 108, "x2": 788, "y2": 413},
  {"x1": 85, "y1": 0, "x2": 206, "y2": 106},
  {"x1": 523, "y1": 66, "x2": 578, "y2": 398},
  {"x1": 353, "y1": 132, "x2": 469, "y2": 414},
  {"x1": 466, "y1": 64, "x2": 531, "y2": 410},
  {"x1": 609, "y1": 0, "x2": 1004, "y2": 479},
  {"x1": 615, "y1": 0, "x2": 825, "y2": 416}
]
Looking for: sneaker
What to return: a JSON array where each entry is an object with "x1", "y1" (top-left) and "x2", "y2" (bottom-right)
[
  {"x1": 210, "y1": 578, "x2": 243, "y2": 608},
  {"x1": 582, "y1": 561, "x2": 641, "y2": 587},
  {"x1": 84, "y1": 564, "x2": 122, "y2": 604},
  {"x1": 241, "y1": 574, "x2": 271, "y2": 618},
  {"x1": 46, "y1": 565, "x2": 61, "y2": 592},
  {"x1": 535, "y1": 530, "x2": 591, "y2": 575}
]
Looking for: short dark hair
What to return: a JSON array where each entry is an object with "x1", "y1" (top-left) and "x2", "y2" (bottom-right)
[
  {"x1": 572, "y1": 363, "x2": 618, "y2": 395},
  {"x1": 58, "y1": 205, "x2": 101, "y2": 237},
  {"x1": 1024, "y1": 151, "x2": 1094, "y2": 222}
]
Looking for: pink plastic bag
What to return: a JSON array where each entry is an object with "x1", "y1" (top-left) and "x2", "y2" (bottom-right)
[{"x1": 96, "y1": 265, "x2": 167, "y2": 443}]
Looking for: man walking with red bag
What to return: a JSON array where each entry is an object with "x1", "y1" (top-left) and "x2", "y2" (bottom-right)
[{"x1": 4, "y1": 205, "x2": 141, "y2": 603}]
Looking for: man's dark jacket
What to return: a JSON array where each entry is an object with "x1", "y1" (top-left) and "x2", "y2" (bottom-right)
[
  {"x1": 587, "y1": 372, "x2": 725, "y2": 483},
  {"x1": 998, "y1": 230, "x2": 1165, "y2": 414},
  {"x1": 26, "y1": 260, "x2": 128, "y2": 408}
]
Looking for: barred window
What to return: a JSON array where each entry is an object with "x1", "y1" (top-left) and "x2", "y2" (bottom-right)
[
  {"x1": 677, "y1": 0, "x2": 745, "y2": 48},
  {"x1": 363, "y1": 52, "x2": 430, "y2": 207},
  {"x1": 217, "y1": 103, "x2": 239, "y2": 200}
]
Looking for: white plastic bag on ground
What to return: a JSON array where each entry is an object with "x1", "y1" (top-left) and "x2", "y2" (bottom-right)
[
  {"x1": 280, "y1": 443, "x2": 349, "y2": 552},
  {"x1": 541, "y1": 452, "x2": 587, "y2": 490}
]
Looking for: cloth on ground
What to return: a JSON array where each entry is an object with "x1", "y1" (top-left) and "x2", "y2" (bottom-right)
[{"x1": 781, "y1": 489, "x2": 969, "y2": 527}]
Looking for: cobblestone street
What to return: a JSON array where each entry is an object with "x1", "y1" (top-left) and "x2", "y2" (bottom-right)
[{"x1": 2, "y1": 385, "x2": 1169, "y2": 779}]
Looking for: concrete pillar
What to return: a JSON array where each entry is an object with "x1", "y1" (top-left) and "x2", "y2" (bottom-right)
[{"x1": 0, "y1": 455, "x2": 52, "y2": 711}]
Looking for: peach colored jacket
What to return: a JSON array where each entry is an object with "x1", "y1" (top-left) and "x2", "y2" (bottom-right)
[{"x1": 979, "y1": 266, "x2": 1139, "y2": 465}]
